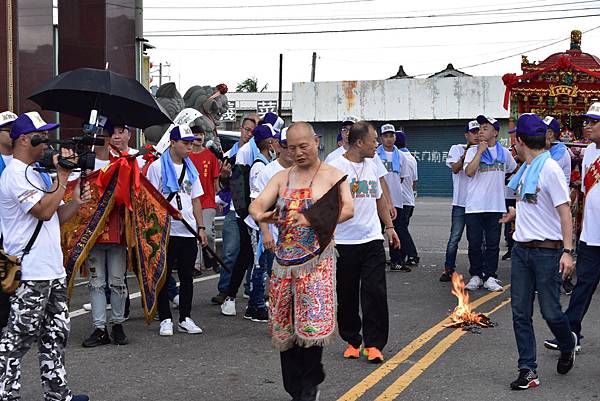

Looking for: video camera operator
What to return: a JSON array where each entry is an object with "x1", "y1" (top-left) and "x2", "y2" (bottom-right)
[{"x1": 0, "y1": 112, "x2": 91, "y2": 401}]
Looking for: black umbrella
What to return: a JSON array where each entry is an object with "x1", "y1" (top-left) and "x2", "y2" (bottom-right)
[{"x1": 28, "y1": 68, "x2": 172, "y2": 129}]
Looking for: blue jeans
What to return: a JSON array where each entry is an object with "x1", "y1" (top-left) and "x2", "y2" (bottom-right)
[
  {"x1": 166, "y1": 275, "x2": 179, "y2": 301},
  {"x1": 249, "y1": 249, "x2": 274, "y2": 309},
  {"x1": 444, "y1": 206, "x2": 466, "y2": 270},
  {"x1": 87, "y1": 244, "x2": 128, "y2": 328},
  {"x1": 218, "y1": 210, "x2": 239, "y2": 294},
  {"x1": 465, "y1": 212, "x2": 502, "y2": 279},
  {"x1": 397, "y1": 205, "x2": 418, "y2": 262},
  {"x1": 564, "y1": 242, "x2": 600, "y2": 340},
  {"x1": 511, "y1": 245, "x2": 574, "y2": 370}
]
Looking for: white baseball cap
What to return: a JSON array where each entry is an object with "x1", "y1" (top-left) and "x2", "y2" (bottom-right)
[
  {"x1": 380, "y1": 124, "x2": 395, "y2": 134},
  {"x1": 583, "y1": 102, "x2": 600, "y2": 119},
  {"x1": 0, "y1": 111, "x2": 18, "y2": 129}
]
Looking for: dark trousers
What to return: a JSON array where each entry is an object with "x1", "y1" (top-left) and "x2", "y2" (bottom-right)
[
  {"x1": 397, "y1": 205, "x2": 418, "y2": 262},
  {"x1": 0, "y1": 291, "x2": 9, "y2": 329},
  {"x1": 565, "y1": 242, "x2": 600, "y2": 340},
  {"x1": 511, "y1": 245, "x2": 574, "y2": 370},
  {"x1": 226, "y1": 218, "x2": 254, "y2": 298},
  {"x1": 389, "y1": 207, "x2": 404, "y2": 264},
  {"x1": 336, "y1": 240, "x2": 388, "y2": 350},
  {"x1": 280, "y1": 345, "x2": 325, "y2": 399},
  {"x1": 504, "y1": 199, "x2": 516, "y2": 250},
  {"x1": 157, "y1": 236, "x2": 198, "y2": 322},
  {"x1": 465, "y1": 212, "x2": 502, "y2": 280}
]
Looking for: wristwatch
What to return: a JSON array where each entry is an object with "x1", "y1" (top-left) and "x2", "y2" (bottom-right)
[{"x1": 563, "y1": 248, "x2": 575, "y2": 255}]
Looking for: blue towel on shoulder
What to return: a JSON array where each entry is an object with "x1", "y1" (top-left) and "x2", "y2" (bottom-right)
[
  {"x1": 35, "y1": 162, "x2": 52, "y2": 190},
  {"x1": 508, "y1": 151, "x2": 550, "y2": 199},
  {"x1": 376, "y1": 145, "x2": 402, "y2": 173},
  {"x1": 480, "y1": 142, "x2": 506, "y2": 165},
  {"x1": 160, "y1": 149, "x2": 199, "y2": 194},
  {"x1": 550, "y1": 142, "x2": 567, "y2": 161}
]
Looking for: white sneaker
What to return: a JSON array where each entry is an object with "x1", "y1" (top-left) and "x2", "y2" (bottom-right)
[
  {"x1": 221, "y1": 297, "x2": 236, "y2": 316},
  {"x1": 484, "y1": 277, "x2": 503, "y2": 292},
  {"x1": 171, "y1": 295, "x2": 179, "y2": 309},
  {"x1": 464, "y1": 276, "x2": 483, "y2": 291},
  {"x1": 159, "y1": 319, "x2": 174, "y2": 336},
  {"x1": 178, "y1": 317, "x2": 203, "y2": 334},
  {"x1": 82, "y1": 303, "x2": 111, "y2": 311}
]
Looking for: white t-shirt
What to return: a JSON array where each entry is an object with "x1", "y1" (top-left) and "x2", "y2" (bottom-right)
[
  {"x1": 325, "y1": 146, "x2": 388, "y2": 179},
  {"x1": 0, "y1": 159, "x2": 65, "y2": 280},
  {"x1": 244, "y1": 159, "x2": 269, "y2": 230},
  {"x1": 328, "y1": 156, "x2": 384, "y2": 244},
  {"x1": 1, "y1": 154, "x2": 13, "y2": 167},
  {"x1": 380, "y1": 150, "x2": 406, "y2": 209},
  {"x1": 463, "y1": 145, "x2": 517, "y2": 214},
  {"x1": 255, "y1": 159, "x2": 285, "y2": 240},
  {"x1": 146, "y1": 159, "x2": 204, "y2": 237},
  {"x1": 555, "y1": 148, "x2": 572, "y2": 186},
  {"x1": 234, "y1": 141, "x2": 254, "y2": 166},
  {"x1": 513, "y1": 158, "x2": 570, "y2": 242},
  {"x1": 401, "y1": 152, "x2": 418, "y2": 207},
  {"x1": 581, "y1": 143, "x2": 600, "y2": 246},
  {"x1": 446, "y1": 145, "x2": 469, "y2": 207}
]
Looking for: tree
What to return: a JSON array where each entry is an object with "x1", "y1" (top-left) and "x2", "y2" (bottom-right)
[{"x1": 236, "y1": 77, "x2": 268, "y2": 92}]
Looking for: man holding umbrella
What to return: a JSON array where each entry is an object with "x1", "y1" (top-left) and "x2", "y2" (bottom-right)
[{"x1": 0, "y1": 112, "x2": 91, "y2": 401}]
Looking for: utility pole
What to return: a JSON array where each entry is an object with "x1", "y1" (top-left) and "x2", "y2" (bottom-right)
[
  {"x1": 311, "y1": 52, "x2": 317, "y2": 82},
  {"x1": 159, "y1": 62, "x2": 163, "y2": 86},
  {"x1": 278, "y1": 53, "x2": 283, "y2": 116}
]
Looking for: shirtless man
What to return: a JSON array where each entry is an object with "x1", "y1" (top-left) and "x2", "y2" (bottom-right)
[{"x1": 250, "y1": 122, "x2": 353, "y2": 401}]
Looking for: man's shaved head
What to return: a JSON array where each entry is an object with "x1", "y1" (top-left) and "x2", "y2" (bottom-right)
[{"x1": 286, "y1": 122, "x2": 319, "y2": 168}]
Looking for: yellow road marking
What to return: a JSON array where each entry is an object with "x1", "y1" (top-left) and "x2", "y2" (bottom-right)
[
  {"x1": 336, "y1": 285, "x2": 510, "y2": 401},
  {"x1": 373, "y1": 298, "x2": 512, "y2": 400}
]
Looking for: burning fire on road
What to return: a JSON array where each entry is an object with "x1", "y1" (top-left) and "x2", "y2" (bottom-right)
[{"x1": 445, "y1": 273, "x2": 496, "y2": 332}]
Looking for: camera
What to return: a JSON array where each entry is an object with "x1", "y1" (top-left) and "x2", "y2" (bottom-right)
[{"x1": 32, "y1": 135, "x2": 104, "y2": 171}]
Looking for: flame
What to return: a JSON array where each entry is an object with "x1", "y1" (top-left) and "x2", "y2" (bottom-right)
[{"x1": 447, "y1": 273, "x2": 485, "y2": 325}]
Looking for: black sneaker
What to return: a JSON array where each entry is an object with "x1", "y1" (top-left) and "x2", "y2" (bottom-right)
[
  {"x1": 211, "y1": 292, "x2": 227, "y2": 305},
  {"x1": 501, "y1": 250, "x2": 512, "y2": 260},
  {"x1": 439, "y1": 269, "x2": 454, "y2": 282},
  {"x1": 544, "y1": 337, "x2": 581, "y2": 353},
  {"x1": 111, "y1": 323, "x2": 129, "y2": 345},
  {"x1": 405, "y1": 256, "x2": 420, "y2": 267},
  {"x1": 390, "y1": 263, "x2": 411, "y2": 272},
  {"x1": 562, "y1": 277, "x2": 575, "y2": 295},
  {"x1": 244, "y1": 306, "x2": 257, "y2": 320},
  {"x1": 557, "y1": 332, "x2": 577, "y2": 374},
  {"x1": 251, "y1": 307, "x2": 269, "y2": 323},
  {"x1": 82, "y1": 328, "x2": 111, "y2": 348},
  {"x1": 510, "y1": 369, "x2": 539, "y2": 390}
]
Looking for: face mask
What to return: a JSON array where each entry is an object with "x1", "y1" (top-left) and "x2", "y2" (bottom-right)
[{"x1": 268, "y1": 146, "x2": 277, "y2": 160}]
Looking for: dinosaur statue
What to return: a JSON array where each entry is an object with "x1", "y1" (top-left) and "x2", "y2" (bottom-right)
[{"x1": 144, "y1": 82, "x2": 228, "y2": 148}]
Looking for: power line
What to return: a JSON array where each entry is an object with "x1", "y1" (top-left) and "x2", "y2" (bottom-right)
[
  {"x1": 144, "y1": 12, "x2": 600, "y2": 37},
  {"x1": 144, "y1": 0, "x2": 599, "y2": 21},
  {"x1": 143, "y1": 7, "x2": 600, "y2": 33},
  {"x1": 412, "y1": 24, "x2": 600, "y2": 77},
  {"x1": 143, "y1": 0, "x2": 374, "y2": 9}
]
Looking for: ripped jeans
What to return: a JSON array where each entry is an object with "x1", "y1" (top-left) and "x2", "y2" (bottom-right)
[{"x1": 87, "y1": 244, "x2": 128, "y2": 328}]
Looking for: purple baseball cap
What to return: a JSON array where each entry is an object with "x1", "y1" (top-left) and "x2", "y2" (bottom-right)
[
  {"x1": 509, "y1": 113, "x2": 547, "y2": 136},
  {"x1": 10, "y1": 112, "x2": 59, "y2": 139}
]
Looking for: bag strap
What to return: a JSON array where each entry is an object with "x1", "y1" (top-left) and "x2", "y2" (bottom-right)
[
  {"x1": 166, "y1": 165, "x2": 187, "y2": 202},
  {"x1": 22, "y1": 220, "x2": 43, "y2": 258}
]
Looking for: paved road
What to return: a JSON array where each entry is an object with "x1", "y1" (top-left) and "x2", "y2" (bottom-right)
[{"x1": 19, "y1": 197, "x2": 600, "y2": 401}]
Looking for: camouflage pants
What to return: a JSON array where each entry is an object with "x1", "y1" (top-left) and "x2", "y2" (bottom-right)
[{"x1": 0, "y1": 279, "x2": 72, "y2": 401}]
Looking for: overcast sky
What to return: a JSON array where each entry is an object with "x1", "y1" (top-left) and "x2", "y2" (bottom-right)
[{"x1": 143, "y1": 0, "x2": 600, "y2": 94}]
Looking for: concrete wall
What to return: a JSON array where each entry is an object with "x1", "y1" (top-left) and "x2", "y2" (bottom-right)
[{"x1": 292, "y1": 76, "x2": 508, "y2": 122}]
